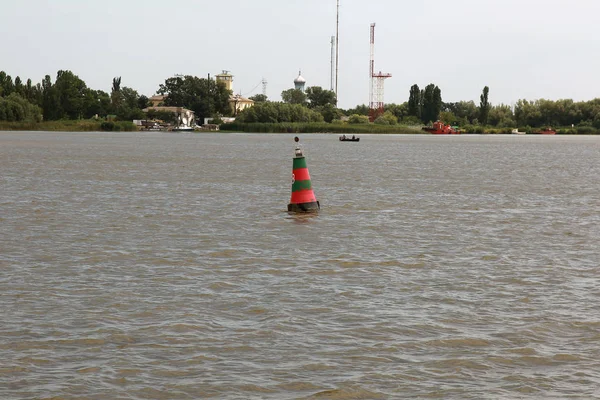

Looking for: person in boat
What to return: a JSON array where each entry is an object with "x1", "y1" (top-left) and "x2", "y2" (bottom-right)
[
  {"x1": 352, "y1": 135, "x2": 355, "y2": 140},
  {"x1": 342, "y1": 134, "x2": 346, "y2": 140}
]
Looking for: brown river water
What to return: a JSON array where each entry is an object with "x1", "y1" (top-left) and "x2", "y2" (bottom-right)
[{"x1": 1, "y1": 131, "x2": 599, "y2": 399}]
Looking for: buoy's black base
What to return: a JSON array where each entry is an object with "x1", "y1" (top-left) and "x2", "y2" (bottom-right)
[{"x1": 288, "y1": 201, "x2": 320, "y2": 213}]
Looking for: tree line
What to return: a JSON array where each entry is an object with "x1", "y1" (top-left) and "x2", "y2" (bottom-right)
[
  {"x1": 0, "y1": 70, "x2": 233, "y2": 124},
  {"x1": 346, "y1": 84, "x2": 600, "y2": 130},
  {"x1": 2, "y1": 69, "x2": 600, "y2": 131},
  {"x1": 244, "y1": 83, "x2": 600, "y2": 131},
  {"x1": 0, "y1": 70, "x2": 153, "y2": 123}
]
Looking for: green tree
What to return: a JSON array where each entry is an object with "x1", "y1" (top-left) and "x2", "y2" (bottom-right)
[
  {"x1": 0, "y1": 72, "x2": 15, "y2": 97},
  {"x1": 315, "y1": 103, "x2": 343, "y2": 123},
  {"x1": 439, "y1": 111, "x2": 458, "y2": 125},
  {"x1": 305, "y1": 86, "x2": 336, "y2": 108},
  {"x1": 111, "y1": 76, "x2": 122, "y2": 111},
  {"x1": 235, "y1": 101, "x2": 323, "y2": 123},
  {"x1": 120, "y1": 87, "x2": 139, "y2": 110},
  {"x1": 281, "y1": 88, "x2": 307, "y2": 105},
  {"x1": 24, "y1": 78, "x2": 36, "y2": 103},
  {"x1": 0, "y1": 93, "x2": 43, "y2": 122},
  {"x1": 41, "y1": 75, "x2": 58, "y2": 120},
  {"x1": 158, "y1": 75, "x2": 231, "y2": 122},
  {"x1": 0, "y1": 71, "x2": 6, "y2": 96},
  {"x1": 479, "y1": 86, "x2": 491, "y2": 125},
  {"x1": 249, "y1": 94, "x2": 268, "y2": 103},
  {"x1": 421, "y1": 83, "x2": 442, "y2": 123},
  {"x1": 444, "y1": 100, "x2": 478, "y2": 125},
  {"x1": 137, "y1": 95, "x2": 149, "y2": 109},
  {"x1": 81, "y1": 89, "x2": 110, "y2": 119},
  {"x1": 514, "y1": 99, "x2": 542, "y2": 127},
  {"x1": 14, "y1": 77, "x2": 24, "y2": 97},
  {"x1": 343, "y1": 104, "x2": 369, "y2": 116},
  {"x1": 53, "y1": 70, "x2": 87, "y2": 119},
  {"x1": 384, "y1": 103, "x2": 408, "y2": 121},
  {"x1": 110, "y1": 86, "x2": 145, "y2": 120},
  {"x1": 407, "y1": 84, "x2": 421, "y2": 118},
  {"x1": 487, "y1": 104, "x2": 515, "y2": 127}
]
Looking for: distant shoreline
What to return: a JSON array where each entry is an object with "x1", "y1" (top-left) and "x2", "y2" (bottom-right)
[
  {"x1": 0, "y1": 120, "x2": 136, "y2": 132},
  {"x1": 2, "y1": 121, "x2": 599, "y2": 135}
]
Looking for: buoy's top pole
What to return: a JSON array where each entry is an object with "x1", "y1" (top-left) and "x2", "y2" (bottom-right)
[{"x1": 293, "y1": 136, "x2": 304, "y2": 158}]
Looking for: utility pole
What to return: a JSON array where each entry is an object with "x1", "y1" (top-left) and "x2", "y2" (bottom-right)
[{"x1": 335, "y1": 0, "x2": 339, "y2": 104}]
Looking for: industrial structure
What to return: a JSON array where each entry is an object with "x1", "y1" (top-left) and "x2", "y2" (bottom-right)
[{"x1": 369, "y1": 23, "x2": 392, "y2": 122}]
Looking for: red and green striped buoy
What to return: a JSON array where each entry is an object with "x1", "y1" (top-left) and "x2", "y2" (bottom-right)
[{"x1": 288, "y1": 137, "x2": 320, "y2": 213}]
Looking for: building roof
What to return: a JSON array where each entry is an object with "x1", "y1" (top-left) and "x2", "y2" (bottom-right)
[
  {"x1": 229, "y1": 94, "x2": 254, "y2": 103},
  {"x1": 142, "y1": 106, "x2": 194, "y2": 114},
  {"x1": 294, "y1": 70, "x2": 306, "y2": 84},
  {"x1": 216, "y1": 70, "x2": 233, "y2": 78}
]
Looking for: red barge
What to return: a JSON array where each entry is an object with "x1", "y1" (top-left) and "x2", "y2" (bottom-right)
[
  {"x1": 422, "y1": 121, "x2": 461, "y2": 134},
  {"x1": 531, "y1": 127, "x2": 556, "y2": 135}
]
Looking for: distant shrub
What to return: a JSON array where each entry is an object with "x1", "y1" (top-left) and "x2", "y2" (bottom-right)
[
  {"x1": 400, "y1": 116, "x2": 422, "y2": 125},
  {"x1": 374, "y1": 111, "x2": 398, "y2": 125},
  {"x1": 211, "y1": 115, "x2": 224, "y2": 125},
  {"x1": 576, "y1": 125, "x2": 596, "y2": 135},
  {"x1": 348, "y1": 114, "x2": 369, "y2": 124},
  {"x1": 462, "y1": 124, "x2": 484, "y2": 134}
]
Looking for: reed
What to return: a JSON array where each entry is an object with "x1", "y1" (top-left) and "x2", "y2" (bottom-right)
[
  {"x1": 0, "y1": 120, "x2": 136, "y2": 132},
  {"x1": 220, "y1": 122, "x2": 423, "y2": 134}
]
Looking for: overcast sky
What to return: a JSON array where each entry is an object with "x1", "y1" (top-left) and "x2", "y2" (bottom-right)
[{"x1": 2, "y1": 0, "x2": 599, "y2": 109}]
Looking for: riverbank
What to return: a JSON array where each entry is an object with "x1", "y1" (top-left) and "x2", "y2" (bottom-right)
[
  {"x1": 220, "y1": 122, "x2": 600, "y2": 134},
  {"x1": 220, "y1": 122, "x2": 424, "y2": 134},
  {"x1": 0, "y1": 120, "x2": 136, "y2": 132},
  {"x1": 3, "y1": 120, "x2": 599, "y2": 134}
]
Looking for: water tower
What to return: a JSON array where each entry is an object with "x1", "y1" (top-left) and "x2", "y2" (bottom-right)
[{"x1": 216, "y1": 70, "x2": 234, "y2": 91}]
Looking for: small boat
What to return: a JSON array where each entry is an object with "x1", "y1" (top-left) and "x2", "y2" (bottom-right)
[
  {"x1": 511, "y1": 128, "x2": 526, "y2": 135},
  {"x1": 422, "y1": 121, "x2": 461, "y2": 134},
  {"x1": 171, "y1": 126, "x2": 195, "y2": 132},
  {"x1": 339, "y1": 135, "x2": 360, "y2": 142},
  {"x1": 531, "y1": 127, "x2": 556, "y2": 135}
]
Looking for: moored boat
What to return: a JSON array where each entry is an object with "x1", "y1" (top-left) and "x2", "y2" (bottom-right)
[
  {"x1": 422, "y1": 121, "x2": 461, "y2": 134},
  {"x1": 531, "y1": 127, "x2": 556, "y2": 135}
]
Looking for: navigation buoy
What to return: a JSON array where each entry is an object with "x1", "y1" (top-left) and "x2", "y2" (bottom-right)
[{"x1": 288, "y1": 137, "x2": 320, "y2": 213}]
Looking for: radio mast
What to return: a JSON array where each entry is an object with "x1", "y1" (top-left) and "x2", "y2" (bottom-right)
[
  {"x1": 330, "y1": 36, "x2": 335, "y2": 91},
  {"x1": 369, "y1": 23, "x2": 391, "y2": 121},
  {"x1": 335, "y1": 0, "x2": 339, "y2": 103}
]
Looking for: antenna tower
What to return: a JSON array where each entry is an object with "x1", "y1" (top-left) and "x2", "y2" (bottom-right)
[
  {"x1": 335, "y1": 0, "x2": 339, "y2": 101},
  {"x1": 369, "y1": 23, "x2": 391, "y2": 122},
  {"x1": 262, "y1": 78, "x2": 267, "y2": 97},
  {"x1": 330, "y1": 36, "x2": 335, "y2": 91}
]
